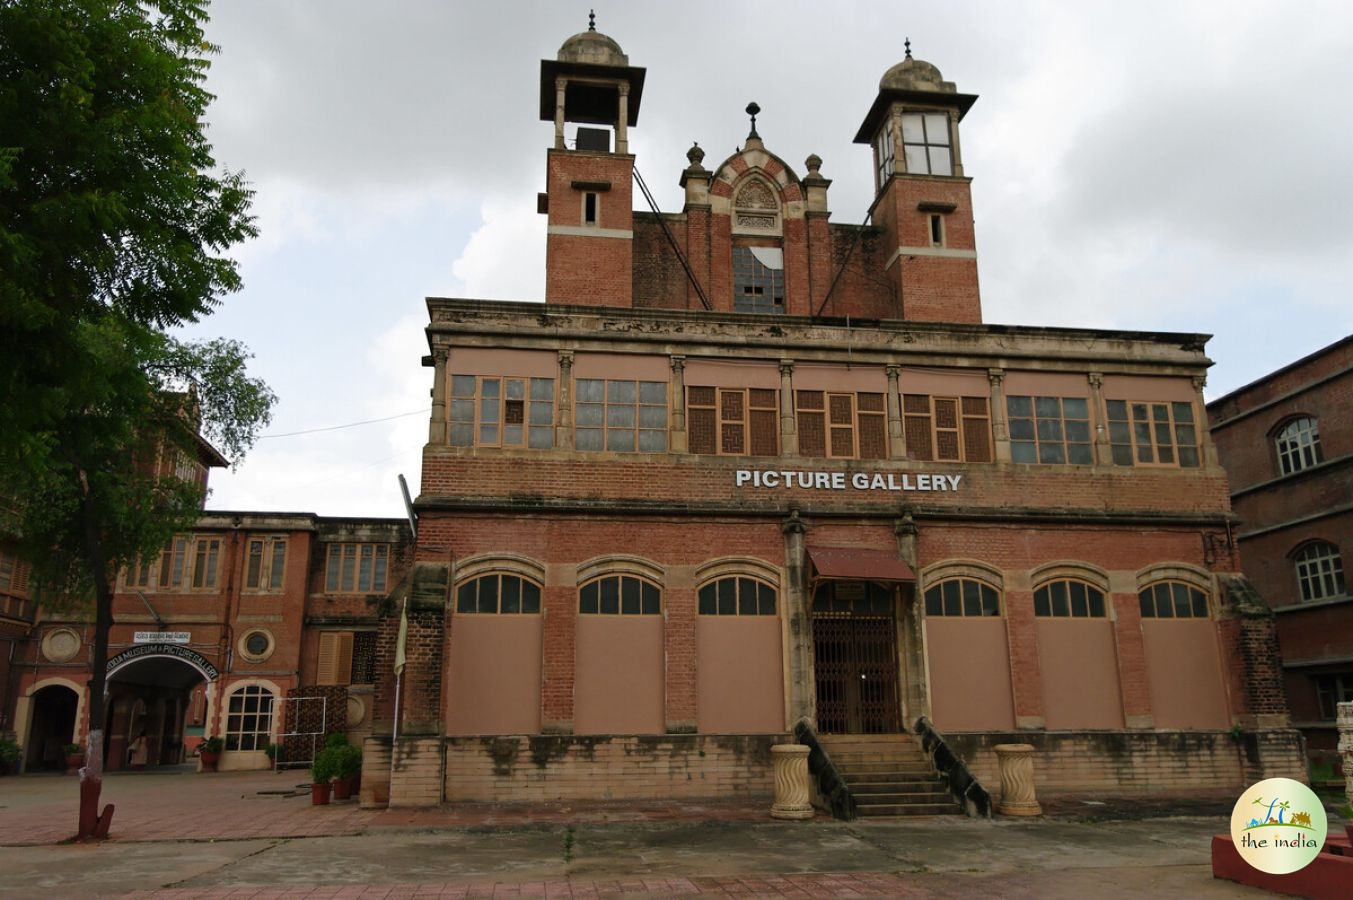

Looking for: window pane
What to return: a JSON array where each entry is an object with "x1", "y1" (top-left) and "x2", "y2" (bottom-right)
[
  {"x1": 1035, "y1": 397, "x2": 1061, "y2": 418},
  {"x1": 607, "y1": 381, "x2": 636, "y2": 404},
  {"x1": 925, "y1": 587, "x2": 941, "y2": 616},
  {"x1": 1051, "y1": 581, "x2": 1069, "y2": 617},
  {"x1": 478, "y1": 576, "x2": 498, "y2": 613},
  {"x1": 576, "y1": 379, "x2": 604, "y2": 402},
  {"x1": 639, "y1": 382, "x2": 667, "y2": 404},
  {"x1": 758, "y1": 583, "x2": 776, "y2": 615},
  {"x1": 904, "y1": 145, "x2": 927, "y2": 173},
  {"x1": 641, "y1": 582, "x2": 660, "y2": 615},
  {"x1": 638, "y1": 431, "x2": 667, "y2": 453},
  {"x1": 1191, "y1": 589, "x2": 1208, "y2": 618},
  {"x1": 1034, "y1": 587, "x2": 1050, "y2": 617},
  {"x1": 599, "y1": 577, "x2": 619, "y2": 614},
  {"x1": 698, "y1": 584, "x2": 716, "y2": 615},
  {"x1": 1007, "y1": 396, "x2": 1032, "y2": 417},
  {"x1": 718, "y1": 578, "x2": 736, "y2": 615},
  {"x1": 575, "y1": 428, "x2": 603, "y2": 450},
  {"x1": 621, "y1": 577, "x2": 641, "y2": 614},
  {"x1": 606, "y1": 429, "x2": 636, "y2": 452},
  {"x1": 522, "y1": 581, "x2": 541, "y2": 614},
  {"x1": 901, "y1": 114, "x2": 924, "y2": 143},
  {"x1": 451, "y1": 375, "x2": 476, "y2": 397},
  {"x1": 501, "y1": 576, "x2": 521, "y2": 613},
  {"x1": 738, "y1": 578, "x2": 757, "y2": 615},
  {"x1": 928, "y1": 146, "x2": 952, "y2": 176},
  {"x1": 1090, "y1": 590, "x2": 1105, "y2": 618},
  {"x1": 1070, "y1": 581, "x2": 1088, "y2": 617},
  {"x1": 981, "y1": 585, "x2": 1000, "y2": 616},
  {"x1": 942, "y1": 580, "x2": 961, "y2": 617},
  {"x1": 962, "y1": 579, "x2": 981, "y2": 616},
  {"x1": 924, "y1": 113, "x2": 950, "y2": 144},
  {"x1": 607, "y1": 405, "x2": 635, "y2": 427},
  {"x1": 1062, "y1": 398, "x2": 1088, "y2": 419},
  {"x1": 580, "y1": 581, "x2": 598, "y2": 614},
  {"x1": 457, "y1": 582, "x2": 476, "y2": 613}
]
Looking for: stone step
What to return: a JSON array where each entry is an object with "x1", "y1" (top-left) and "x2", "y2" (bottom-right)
[
  {"x1": 855, "y1": 801, "x2": 959, "y2": 817},
  {"x1": 850, "y1": 780, "x2": 949, "y2": 796},
  {"x1": 830, "y1": 760, "x2": 934, "y2": 775}
]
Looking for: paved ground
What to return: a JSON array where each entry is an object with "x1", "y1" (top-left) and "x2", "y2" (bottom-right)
[{"x1": 0, "y1": 767, "x2": 1322, "y2": 898}]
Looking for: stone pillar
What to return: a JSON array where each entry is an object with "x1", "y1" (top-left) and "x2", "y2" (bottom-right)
[
  {"x1": 1088, "y1": 372, "x2": 1111, "y2": 466},
  {"x1": 1339, "y1": 702, "x2": 1353, "y2": 807},
  {"x1": 885, "y1": 365, "x2": 905, "y2": 458},
  {"x1": 779, "y1": 360, "x2": 797, "y2": 457},
  {"x1": 987, "y1": 368, "x2": 1011, "y2": 463},
  {"x1": 428, "y1": 348, "x2": 448, "y2": 444},
  {"x1": 556, "y1": 351, "x2": 574, "y2": 450},
  {"x1": 554, "y1": 77, "x2": 567, "y2": 149},
  {"x1": 994, "y1": 743, "x2": 1042, "y2": 816},
  {"x1": 783, "y1": 509, "x2": 813, "y2": 724},
  {"x1": 616, "y1": 83, "x2": 629, "y2": 154},
  {"x1": 669, "y1": 355, "x2": 687, "y2": 453},
  {"x1": 770, "y1": 743, "x2": 813, "y2": 820},
  {"x1": 1194, "y1": 374, "x2": 1221, "y2": 467}
]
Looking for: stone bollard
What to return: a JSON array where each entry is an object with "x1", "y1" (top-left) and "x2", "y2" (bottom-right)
[
  {"x1": 1338, "y1": 701, "x2": 1353, "y2": 807},
  {"x1": 993, "y1": 743, "x2": 1042, "y2": 816},
  {"x1": 770, "y1": 743, "x2": 813, "y2": 820}
]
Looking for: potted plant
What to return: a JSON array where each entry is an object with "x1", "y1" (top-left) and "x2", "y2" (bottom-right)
[
  {"x1": 0, "y1": 738, "x2": 21, "y2": 775},
  {"x1": 264, "y1": 743, "x2": 280, "y2": 770},
  {"x1": 199, "y1": 735, "x2": 224, "y2": 772},
  {"x1": 64, "y1": 742, "x2": 84, "y2": 774},
  {"x1": 331, "y1": 743, "x2": 363, "y2": 801},
  {"x1": 309, "y1": 747, "x2": 337, "y2": 805}
]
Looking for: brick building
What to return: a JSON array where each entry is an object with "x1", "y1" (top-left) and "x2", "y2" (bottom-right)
[
  {"x1": 1208, "y1": 335, "x2": 1353, "y2": 774},
  {"x1": 361, "y1": 23, "x2": 1306, "y2": 811},
  {"x1": 5, "y1": 456, "x2": 412, "y2": 773}
]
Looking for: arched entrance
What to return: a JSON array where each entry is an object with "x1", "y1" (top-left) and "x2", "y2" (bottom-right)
[
  {"x1": 105, "y1": 644, "x2": 217, "y2": 770},
  {"x1": 25, "y1": 684, "x2": 80, "y2": 771}
]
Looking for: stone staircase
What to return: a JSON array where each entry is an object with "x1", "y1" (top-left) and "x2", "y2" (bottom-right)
[{"x1": 816, "y1": 733, "x2": 959, "y2": 818}]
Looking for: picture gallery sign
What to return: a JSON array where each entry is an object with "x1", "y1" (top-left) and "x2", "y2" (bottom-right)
[
  {"x1": 735, "y1": 469, "x2": 963, "y2": 492},
  {"x1": 106, "y1": 643, "x2": 220, "y2": 680}
]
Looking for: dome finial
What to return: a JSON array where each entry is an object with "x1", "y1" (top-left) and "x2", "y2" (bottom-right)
[
  {"x1": 746, "y1": 101, "x2": 761, "y2": 140},
  {"x1": 904, "y1": 37, "x2": 912, "y2": 59},
  {"x1": 588, "y1": 9, "x2": 596, "y2": 31}
]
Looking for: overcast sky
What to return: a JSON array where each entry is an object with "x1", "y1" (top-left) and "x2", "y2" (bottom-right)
[{"x1": 183, "y1": 0, "x2": 1353, "y2": 518}]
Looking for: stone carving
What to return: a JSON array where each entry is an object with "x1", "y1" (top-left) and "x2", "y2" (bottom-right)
[
  {"x1": 1338, "y1": 701, "x2": 1353, "y2": 806},
  {"x1": 735, "y1": 180, "x2": 777, "y2": 210},
  {"x1": 736, "y1": 214, "x2": 776, "y2": 229},
  {"x1": 770, "y1": 743, "x2": 813, "y2": 820},
  {"x1": 993, "y1": 743, "x2": 1043, "y2": 816}
]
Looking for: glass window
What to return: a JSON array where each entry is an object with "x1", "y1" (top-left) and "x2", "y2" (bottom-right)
[
  {"x1": 244, "y1": 537, "x2": 287, "y2": 592},
  {"x1": 1007, "y1": 395, "x2": 1093, "y2": 465},
  {"x1": 579, "y1": 575, "x2": 660, "y2": 615},
  {"x1": 923, "y1": 578, "x2": 1001, "y2": 617},
  {"x1": 1295, "y1": 541, "x2": 1346, "y2": 603},
  {"x1": 901, "y1": 112, "x2": 952, "y2": 176},
  {"x1": 325, "y1": 543, "x2": 390, "y2": 594},
  {"x1": 1034, "y1": 579, "x2": 1106, "y2": 618},
  {"x1": 1138, "y1": 581, "x2": 1209, "y2": 619},
  {"x1": 455, "y1": 573, "x2": 542, "y2": 614},
  {"x1": 1275, "y1": 417, "x2": 1322, "y2": 476},
  {"x1": 1316, "y1": 674, "x2": 1353, "y2": 720},
  {"x1": 576, "y1": 379, "x2": 667, "y2": 453},
  {"x1": 449, "y1": 375, "x2": 554, "y2": 450},
  {"x1": 732, "y1": 247, "x2": 785, "y2": 314},
  {"x1": 697, "y1": 577, "x2": 777, "y2": 616},
  {"x1": 225, "y1": 685, "x2": 275, "y2": 751},
  {"x1": 1105, "y1": 400, "x2": 1200, "y2": 468}
]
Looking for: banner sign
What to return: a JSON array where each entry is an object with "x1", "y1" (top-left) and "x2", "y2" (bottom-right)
[
  {"x1": 107, "y1": 643, "x2": 219, "y2": 679},
  {"x1": 134, "y1": 631, "x2": 190, "y2": 644},
  {"x1": 735, "y1": 469, "x2": 962, "y2": 492}
]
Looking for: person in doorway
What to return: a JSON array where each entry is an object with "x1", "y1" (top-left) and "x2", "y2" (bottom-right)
[{"x1": 128, "y1": 731, "x2": 148, "y2": 769}]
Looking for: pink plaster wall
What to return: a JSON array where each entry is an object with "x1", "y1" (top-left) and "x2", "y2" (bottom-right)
[
  {"x1": 925, "y1": 618, "x2": 1016, "y2": 730},
  {"x1": 1037, "y1": 619, "x2": 1125, "y2": 729},
  {"x1": 696, "y1": 617, "x2": 784, "y2": 733},
  {"x1": 1141, "y1": 620, "x2": 1231, "y2": 729},
  {"x1": 574, "y1": 616, "x2": 664, "y2": 734},
  {"x1": 445, "y1": 616, "x2": 542, "y2": 735}
]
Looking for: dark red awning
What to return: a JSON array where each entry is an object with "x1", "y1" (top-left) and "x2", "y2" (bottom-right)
[{"x1": 807, "y1": 546, "x2": 916, "y2": 582}]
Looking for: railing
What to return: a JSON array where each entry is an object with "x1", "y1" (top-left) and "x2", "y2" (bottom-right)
[
  {"x1": 791, "y1": 717, "x2": 858, "y2": 821},
  {"x1": 913, "y1": 716, "x2": 992, "y2": 818}
]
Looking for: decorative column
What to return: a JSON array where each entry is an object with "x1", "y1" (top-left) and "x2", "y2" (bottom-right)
[
  {"x1": 428, "y1": 348, "x2": 448, "y2": 444},
  {"x1": 987, "y1": 368, "x2": 1011, "y2": 463},
  {"x1": 993, "y1": 743, "x2": 1042, "y2": 816},
  {"x1": 1338, "y1": 701, "x2": 1353, "y2": 807},
  {"x1": 669, "y1": 355, "x2": 687, "y2": 453},
  {"x1": 885, "y1": 365, "x2": 906, "y2": 458},
  {"x1": 782, "y1": 508, "x2": 813, "y2": 724},
  {"x1": 555, "y1": 351, "x2": 574, "y2": 450},
  {"x1": 616, "y1": 83, "x2": 630, "y2": 154},
  {"x1": 770, "y1": 743, "x2": 813, "y2": 820},
  {"x1": 554, "y1": 77, "x2": 567, "y2": 149},
  {"x1": 1194, "y1": 374, "x2": 1221, "y2": 467},
  {"x1": 779, "y1": 360, "x2": 797, "y2": 457},
  {"x1": 1087, "y1": 372, "x2": 1111, "y2": 466}
]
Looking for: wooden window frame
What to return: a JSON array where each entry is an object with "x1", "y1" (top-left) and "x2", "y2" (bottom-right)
[
  {"x1": 1295, "y1": 541, "x2": 1346, "y2": 603},
  {"x1": 795, "y1": 390, "x2": 887, "y2": 460},
  {"x1": 1275, "y1": 416, "x2": 1323, "y2": 476},
  {"x1": 0, "y1": 549, "x2": 32, "y2": 599},
  {"x1": 687, "y1": 386, "x2": 778, "y2": 457},
  {"x1": 1105, "y1": 399, "x2": 1201, "y2": 468},
  {"x1": 902, "y1": 394, "x2": 992, "y2": 462},
  {"x1": 1007, "y1": 395, "x2": 1093, "y2": 466},
  {"x1": 923, "y1": 578, "x2": 1002, "y2": 617},
  {"x1": 449, "y1": 375, "x2": 554, "y2": 450},
  {"x1": 575, "y1": 378, "x2": 668, "y2": 454},
  {"x1": 316, "y1": 630, "x2": 379, "y2": 686},
  {"x1": 324, "y1": 543, "x2": 390, "y2": 594},
  {"x1": 1138, "y1": 581, "x2": 1210, "y2": 619},
  {"x1": 697, "y1": 576, "x2": 777, "y2": 616},
  {"x1": 124, "y1": 536, "x2": 220, "y2": 592},
  {"x1": 1033, "y1": 579, "x2": 1107, "y2": 618},
  {"x1": 224, "y1": 684, "x2": 275, "y2": 751},
  {"x1": 244, "y1": 536, "x2": 288, "y2": 593},
  {"x1": 579, "y1": 574, "x2": 661, "y2": 615},
  {"x1": 455, "y1": 573, "x2": 543, "y2": 615}
]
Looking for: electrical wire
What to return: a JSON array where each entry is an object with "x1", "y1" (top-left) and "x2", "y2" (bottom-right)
[{"x1": 257, "y1": 409, "x2": 424, "y2": 439}]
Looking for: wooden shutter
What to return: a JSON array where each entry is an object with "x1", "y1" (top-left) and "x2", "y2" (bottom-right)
[
  {"x1": 748, "y1": 389, "x2": 778, "y2": 456},
  {"x1": 796, "y1": 391, "x2": 826, "y2": 457},
  {"x1": 316, "y1": 632, "x2": 354, "y2": 686},
  {"x1": 903, "y1": 394, "x2": 934, "y2": 461}
]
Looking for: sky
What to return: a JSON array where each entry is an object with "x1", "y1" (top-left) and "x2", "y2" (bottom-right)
[{"x1": 184, "y1": 0, "x2": 1353, "y2": 518}]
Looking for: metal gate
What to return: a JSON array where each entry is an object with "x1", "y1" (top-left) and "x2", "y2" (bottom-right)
[{"x1": 813, "y1": 605, "x2": 901, "y2": 734}]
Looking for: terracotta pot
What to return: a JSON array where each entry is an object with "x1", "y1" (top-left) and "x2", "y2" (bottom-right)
[
  {"x1": 311, "y1": 781, "x2": 331, "y2": 805},
  {"x1": 332, "y1": 777, "x2": 353, "y2": 801},
  {"x1": 199, "y1": 750, "x2": 220, "y2": 772},
  {"x1": 65, "y1": 753, "x2": 84, "y2": 774}
]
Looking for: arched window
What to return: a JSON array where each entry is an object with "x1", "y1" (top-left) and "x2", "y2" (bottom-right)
[
  {"x1": 455, "y1": 573, "x2": 542, "y2": 614},
  {"x1": 225, "y1": 685, "x2": 275, "y2": 751},
  {"x1": 1275, "y1": 416, "x2": 1322, "y2": 475},
  {"x1": 1033, "y1": 579, "x2": 1106, "y2": 618},
  {"x1": 698, "y1": 576, "x2": 776, "y2": 616},
  {"x1": 579, "y1": 574, "x2": 660, "y2": 615},
  {"x1": 1138, "y1": 581, "x2": 1210, "y2": 619},
  {"x1": 1294, "y1": 541, "x2": 1346, "y2": 603},
  {"x1": 923, "y1": 578, "x2": 1001, "y2": 617}
]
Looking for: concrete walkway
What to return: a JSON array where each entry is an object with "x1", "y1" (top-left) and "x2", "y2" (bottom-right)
[{"x1": 0, "y1": 769, "x2": 1286, "y2": 897}]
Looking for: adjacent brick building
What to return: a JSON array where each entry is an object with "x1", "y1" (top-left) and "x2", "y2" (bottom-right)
[
  {"x1": 1208, "y1": 335, "x2": 1353, "y2": 774},
  {"x1": 364, "y1": 23, "x2": 1306, "y2": 809}
]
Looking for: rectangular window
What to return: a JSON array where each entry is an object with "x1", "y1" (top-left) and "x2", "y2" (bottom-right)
[
  {"x1": 449, "y1": 375, "x2": 554, "y2": 450},
  {"x1": 132, "y1": 536, "x2": 220, "y2": 592},
  {"x1": 1007, "y1": 395, "x2": 1093, "y2": 465},
  {"x1": 245, "y1": 537, "x2": 287, "y2": 592},
  {"x1": 795, "y1": 390, "x2": 887, "y2": 459},
  {"x1": 316, "y1": 630, "x2": 378, "y2": 686},
  {"x1": 190, "y1": 538, "x2": 221, "y2": 589},
  {"x1": 324, "y1": 543, "x2": 390, "y2": 594},
  {"x1": 1316, "y1": 674, "x2": 1353, "y2": 720},
  {"x1": 732, "y1": 247, "x2": 785, "y2": 314},
  {"x1": 583, "y1": 191, "x2": 598, "y2": 226},
  {"x1": 1105, "y1": 400, "x2": 1200, "y2": 468},
  {"x1": 902, "y1": 394, "x2": 992, "y2": 462},
  {"x1": 575, "y1": 378, "x2": 668, "y2": 453},
  {"x1": 0, "y1": 550, "x2": 30, "y2": 598},
  {"x1": 687, "y1": 387, "x2": 778, "y2": 456},
  {"x1": 875, "y1": 124, "x2": 894, "y2": 187},
  {"x1": 901, "y1": 112, "x2": 952, "y2": 176},
  {"x1": 929, "y1": 214, "x2": 944, "y2": 247}
]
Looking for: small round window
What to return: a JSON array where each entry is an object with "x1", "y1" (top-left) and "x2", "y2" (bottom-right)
[{"x1": 237, "y1": 629, "x2": 275, "y2": 663}]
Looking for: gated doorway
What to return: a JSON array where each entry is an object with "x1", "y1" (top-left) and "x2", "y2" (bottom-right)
[{"x1": 812, "y1": 580, "x2": 901, "y2": 733}]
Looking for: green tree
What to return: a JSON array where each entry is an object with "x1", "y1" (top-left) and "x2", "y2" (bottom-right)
[{"x1": 0, "y1": 0, "x2": 273, "y2": 839}]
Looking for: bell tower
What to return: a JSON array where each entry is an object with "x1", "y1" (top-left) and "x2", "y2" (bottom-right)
[
  {"x1": 539, "y1": 15, "x2": 645, "y2": 307},
  {"x1": 853, "y1": 42, "x2": 982, "y2": 323}
]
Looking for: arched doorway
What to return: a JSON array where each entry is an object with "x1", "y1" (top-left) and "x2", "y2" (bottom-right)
[
  {"x1": 25, "y1": 684, "x2": 80, "y2": 771},
  {"x1": 105, "y1": 651, "x2": 212, "y2": 770}
]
